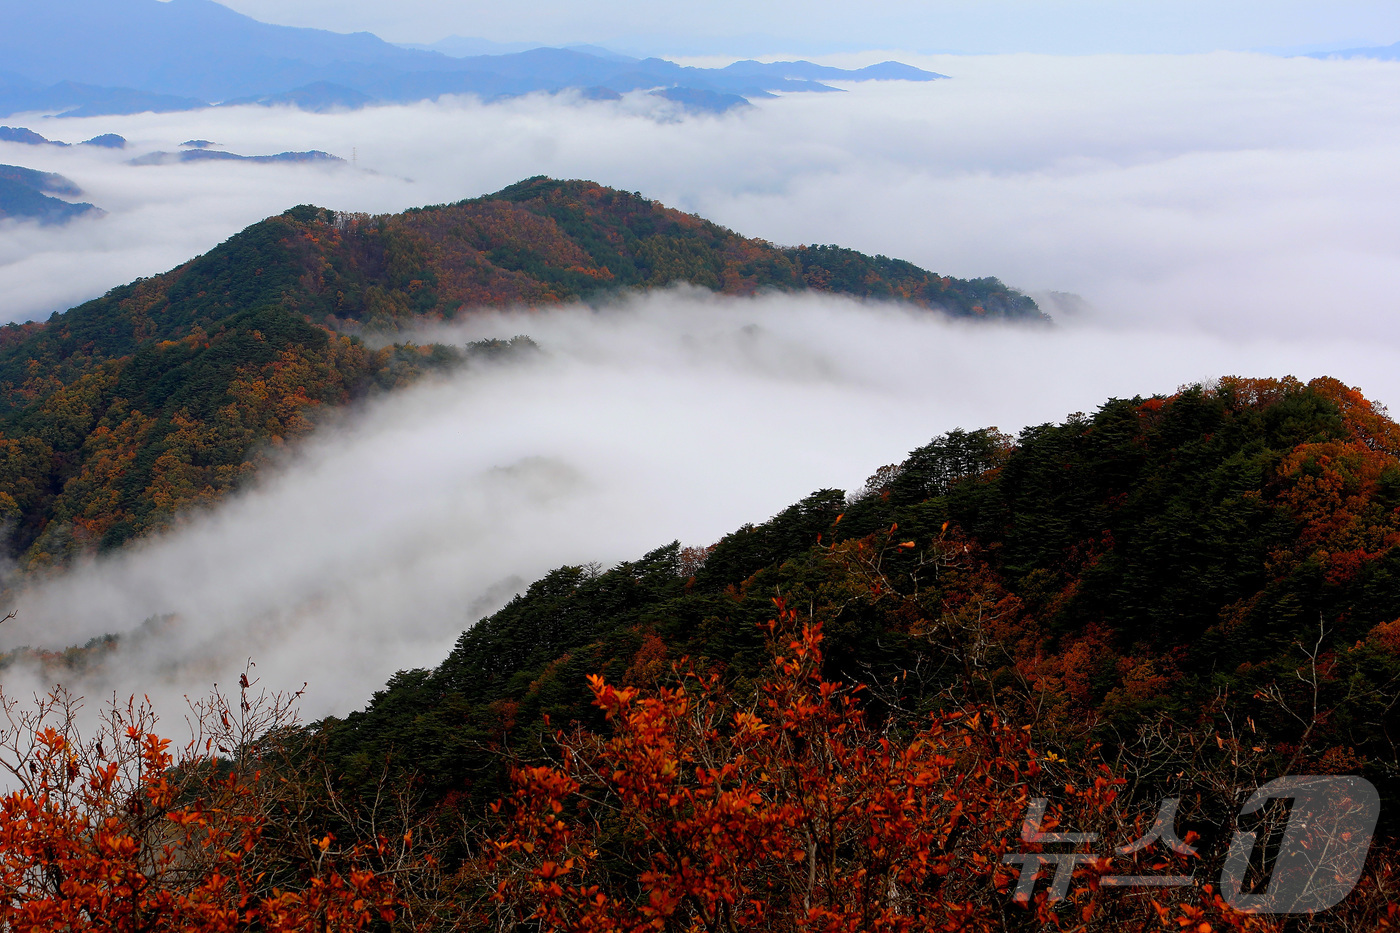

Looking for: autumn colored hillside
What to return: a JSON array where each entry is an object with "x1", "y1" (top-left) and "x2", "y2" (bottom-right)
[
  {"x1": 304, "y1": 375, "x2": 1400, "y2": 925},
  {"x1": 4, "y1": 375, "x2": 1400, "y2": 930},
  {"x1": 0, "y1": 177, "x2": 1041, "y2": 568},
  {"x1": 316, "y1": 374, "x2": 1400, "y2": 788}
]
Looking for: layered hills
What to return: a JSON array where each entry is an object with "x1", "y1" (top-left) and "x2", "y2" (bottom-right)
[
  {"x1": 8, "y1": 374, "x2": 1400, "y2": 926},
  {"x1": 0, "y1": 125, "x2": 127, "y2": 147},
  {"x1": 0, "y1": 177, "x2": 1043, "y2": 567},
  {"x1": 0, "y1": 0, "x2": 944, "y2": 117}
]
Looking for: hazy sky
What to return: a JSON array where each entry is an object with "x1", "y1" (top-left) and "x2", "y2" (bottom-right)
[{"x1": 208, "y1": 0, "x2": 1400, "y2": 55}]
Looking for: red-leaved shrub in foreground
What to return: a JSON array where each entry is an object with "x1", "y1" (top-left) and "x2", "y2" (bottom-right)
[
  {"x1": 0, "y1": 673, "x2": 395, "y2": 932},
  {"x1": 475, "y1": 601, "x2": 1349, "y2": 932}
]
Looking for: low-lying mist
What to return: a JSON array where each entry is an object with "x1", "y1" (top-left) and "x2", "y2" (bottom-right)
[
  {"x1": 1, "y1": 49, "x2": 1398, "y2": 722},
  {"x1": 2, "y1": 52, "x2": 1398, "y2": 337},
  {"x1": 2, "y1": 288, "x2": 1399, "y2": 719}
]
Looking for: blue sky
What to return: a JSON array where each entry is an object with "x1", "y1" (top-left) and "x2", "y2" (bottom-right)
[{"x1": 208, "y1": 0, "x2": 1400, "y2": 56}]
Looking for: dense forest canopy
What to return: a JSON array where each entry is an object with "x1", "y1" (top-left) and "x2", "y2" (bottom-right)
[
  {"x1": 318, "y1": 376, "x2": 1400, "y2": 816},
  {"x1": 227, "y1": 373, "x2": 1395, "y2": 929},
  {"x1": 0, "y1": 177, "x2": 1042, "y2": 568},
  {"x1": 3, "y1": 362, "x2": 1398, "y2": 927}
]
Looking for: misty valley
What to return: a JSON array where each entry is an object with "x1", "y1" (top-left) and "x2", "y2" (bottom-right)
[
  {"x1": 1, "y1": 0, "x2": 1400, "y2": 929},
  {"x1": 2, "y1": 179, "x2": 1398, "y2": 931}
]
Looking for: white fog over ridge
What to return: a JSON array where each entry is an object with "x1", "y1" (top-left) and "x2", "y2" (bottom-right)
[
  {"x1": 4, "y1": 291, "x2": 1400, "y2": 720},
  {"x1": 1, "y1": 53, "x2": 1396, "y2": 339},
  {"x1": 0, "y1": 50, "x2": 1398, "y2": 719}
]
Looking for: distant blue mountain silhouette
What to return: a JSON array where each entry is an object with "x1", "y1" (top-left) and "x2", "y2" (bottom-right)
[
  {"x1": 82, "y1": 133, "x2": 128, "y2": 149},
  {"x1": 0, "y1": 73, "x2": 207, "y2": 119},
  {"x1": 0, "y1": 163, "x2": 83, "y2": 197},
  {"x1": 0, "y1": 125, "x2": 63, "y2": 145},
  {"x1": 0, "y1": 0, "x2": 945, "y2": 117},
  {"x1": 0, "y1": 124, "x2": 127, "y2": 147},
  {"x1": 0, "y1": 164, "x2": 100, "y2": 223},
  {"x1": 129, "y1": 148, "x2": 345, "y2": 165},
  {"x1": 1308, "y1": 41, "x2": 1400, "y2": 61}
]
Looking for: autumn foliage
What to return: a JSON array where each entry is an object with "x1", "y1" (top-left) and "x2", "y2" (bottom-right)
[
  {"x1": 2, "y1": 593, "x2": 1398, "y2": 931},
  {"x1": 6, "y1": 376, "x2": 1400, "y2": 930},
  {"x1": 470, "y1": 603, "x2": 1307, "y2": 933},
  {"x1": 0, "y1": 676, "x2": 395, "y2": 931},
  {"x1": 0, "y1": 177, "x2": 1039, "y2": 570}
]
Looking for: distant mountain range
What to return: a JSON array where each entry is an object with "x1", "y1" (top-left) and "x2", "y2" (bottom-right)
[
  {"x1": 129, "y1": 147, "x2": 345, "y2": 166},
  {"x1": 0, "y1": 76, "x2": 207, "y2": 120},
  {"x1": 0, "y1": 177, "x2": 1042, "y2": 566},
  {"x1": 0, "y1": 163, "x2": 100, "y2": 223},
  {"x1": 0, "y1": 124, "x2": 342, "y2": 206},
  {"x1": 0, "y1": 125, "x2": 127, "y2": 147},
  {"x1": 1308, "y1": 40, "x2": 1400, "y2": 61},
  {"x1": 0, "y1": 0, "x2": 945, "y2": 118}
]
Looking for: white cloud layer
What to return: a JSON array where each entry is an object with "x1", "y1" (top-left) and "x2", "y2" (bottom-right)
[
  {"x1": 4, "y1": 290, "x2": 1400, "y2": 720},
  {"x1": 2, "y1": 53, "x2": 1397, "y2": 339},
  {"x1": 0, "y1": 51, "x2": 1398, "y2": 721}
]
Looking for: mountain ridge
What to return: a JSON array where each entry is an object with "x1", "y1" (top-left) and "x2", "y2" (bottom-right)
[
  {"x1": 1309, "y1": 40, "x2": 1400, "y2": 61},
  {"x1": 0, "y1": 0, "x2": 945, "y2": 117},
  {"x1": 293, "y1": 373, "x2": 1400, "y2": 906},
  {"x1": 0, "y1": 163, "x2": 100, "y2": 223},
  {"x1": 0, "y1": 177, "x2": 1042, "y2": 567}
]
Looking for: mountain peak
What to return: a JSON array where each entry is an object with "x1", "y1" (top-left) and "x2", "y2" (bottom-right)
[{"x1": 0, "y1": 180, "x2": 1041, "y2": 564}]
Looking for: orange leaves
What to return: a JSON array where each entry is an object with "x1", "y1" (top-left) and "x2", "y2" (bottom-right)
[
  {"x1": 1308, "y1": 376, "x2": 1400, "y2": 456},
  {"x1": 0, "y1": 688, "x2": 396, "y2": 933},
  {"x1": 1269, "y1": 435, "x2": 1400, "y2": 584},
  {"x1": 483, "y1": 611, "x2": 1053, "y2": 932},
  {"x1": 472, "y1": 599, "x2": 1320, "y2": 931}
]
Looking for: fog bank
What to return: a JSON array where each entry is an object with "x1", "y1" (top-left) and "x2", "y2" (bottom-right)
[
  {"x1": 2, "y1": 52, "x2": 1397, "y2": 340},
  {"x1": 1, "y1": 49, "x2": 1398, "y2": 720},
  {"x1": 2, "y1": 289, "x2": 1398, "y2": 717}
]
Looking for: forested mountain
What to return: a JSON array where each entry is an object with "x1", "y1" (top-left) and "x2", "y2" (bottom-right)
[
  {"x1": 0, "y1": 177, "x2": 1042, "y2": 568},
  {"x1": 0, "y1": 163, "x2": 100, "y2": 222},
  {"x1": 3, "y1": 373, "x2": 1398, "y2": 929},
  {"x1": 323, "y1": 376, "x2": 1400, "y2": 803},
  {"x1": 290, "y1": 376, "x2": 1400, "y2": 925}
]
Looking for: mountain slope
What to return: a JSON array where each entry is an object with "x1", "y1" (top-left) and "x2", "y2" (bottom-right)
[
  {"x1": 0, "y1": 164, "x2": 83, "y2": 196},
  {"x1": 316, "y1": 376, "x2": 1400, "y2": 836},
  {"x1": 0, "y1": 177, "x2": 1042, "y2": 567},
  {"x1": 0, "y1": 74, "x2": 206, "y2": 119},
  {"x1": 4, "y1": 375, "x2": 1396, "y2": 933},
  {"x1": 0, "y1": 164, "x2": 99, "y2": 223},
  {"x1": 0, "y1": 0, "x2": 446, "y2": 100}
]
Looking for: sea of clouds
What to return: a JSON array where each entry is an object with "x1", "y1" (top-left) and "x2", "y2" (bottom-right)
[
  {"x1": 0, "y1": 51, "x2": 1398, "y2": 723},
  {"x1": 3, "y1": 52, "x2": 1398, "y2": 338}
]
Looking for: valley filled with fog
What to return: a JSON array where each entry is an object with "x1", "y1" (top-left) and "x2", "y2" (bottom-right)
[
  {"x1": 4, "y1": 52, "x2": 1398, "y2": 337},
  {"x1": 2, "y1": 50, "x2": 1399, "y2": 718},
  {"x1": 3, "y1": 291, "x2": 1399, "y2": 717}
]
